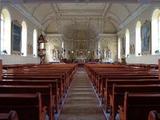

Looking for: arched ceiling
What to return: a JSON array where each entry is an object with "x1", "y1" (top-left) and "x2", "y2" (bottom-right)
[{"x1": 20, "y1": 2, "x2": 141, "y2": 33}]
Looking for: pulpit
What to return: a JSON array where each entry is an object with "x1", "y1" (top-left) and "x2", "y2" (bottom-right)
[{"x1": 38, "y1": 34, "x2": 47, "y2": 64}]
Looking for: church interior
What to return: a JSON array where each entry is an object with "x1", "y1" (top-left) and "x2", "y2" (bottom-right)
[{"x1": 0, "y1": 0, "x2": 160, "y2": 120}]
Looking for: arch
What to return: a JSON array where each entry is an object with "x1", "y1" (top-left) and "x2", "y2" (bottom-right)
[
  {"x1": 135, "y1": 21, "x2": 141, "y2": 56},
  {"x1": 152, "y1": 9, "x2": 160, "y2": 55},
  {"x1": 125, "y1": 29, "x2": 130, "y2": 57},
  {"x1": 21, "y1": 21, "x2": 27, "y2": 56},
  {"x1": 1, "y1": 8, "x2": 11, "y2": 55},
  {"x1": 33, "y1": 29, "x2": 37, "y2": 57}
]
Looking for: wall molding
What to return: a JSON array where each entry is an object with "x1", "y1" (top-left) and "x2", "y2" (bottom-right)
[
  {"x1": 10, "y1": 4, "x2": 43, "y2": 29},
  {"x1": 119, "y1": 4, "x2": 150, "y2": 29}
]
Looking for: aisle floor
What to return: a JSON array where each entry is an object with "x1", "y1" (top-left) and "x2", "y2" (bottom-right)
[{"x1": 59, "y1": 68, "x2": 106, "y2": 120}]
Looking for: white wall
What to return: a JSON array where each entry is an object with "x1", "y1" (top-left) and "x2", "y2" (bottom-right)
[
  {"x1": 126, "y1": 55, "x2": 160, "y2": 64},
  {"x1": 0, "y1": 3, "x2": 40, "y2": 64},
  {"x1": 0, "y1": 55, "x2": 40, "y2": 65},
  {"x1": 118, "y1": 4, "x2": 160, "y2": 64}
]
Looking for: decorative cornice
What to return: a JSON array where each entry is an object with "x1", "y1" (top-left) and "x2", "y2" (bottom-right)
[
  {"x1": 47, "y1": 33, "x2": 63, "y2": 37},
  {"x1": 46, "y1": 34, "x2": 63, "y2": 42},
  {"x1": 98, "y1": 33, "x2": 117, "y2": 37},
  {"x1": 119, "y1": 4, "x2": 150, "y2": 29},
  {"x1": 10, "y1": 4, "x2": 43, "y2": 29},
  {"x1": 97, "y1": 33, "x2": 117, "y2": 40}
]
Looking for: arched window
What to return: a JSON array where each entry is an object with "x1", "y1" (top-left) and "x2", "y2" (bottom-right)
[
  {"x1": 118, "y1": 38, "x2": 121, "y2": 59},
  {"x1": 125, "y1": 29, "x2": 130, "y2": 57},
  {"x1": 33, "y1": 29, "x2": 37, "y2": 57},
  {"x1": 21, "y1": 21, "x2": 27, "y2": 56},
  {"x1": 152, "y1": 9, "x2": 160, "y2": 55},
  {"x1": 135, "y1": 21, "x2": 141, "y2": 56},
  {"x1": 1, "y1": 8, "x2": 11, "y2": 55},
  {"x1": 62, "y1": 41, "x2": 64, "y2": 49}
]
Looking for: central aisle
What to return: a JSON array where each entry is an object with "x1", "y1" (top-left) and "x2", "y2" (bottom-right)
[{"x1": 59, "y1": 67, "x2": 106, "y2": 120}]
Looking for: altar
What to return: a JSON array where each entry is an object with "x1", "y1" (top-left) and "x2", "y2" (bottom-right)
[{"x1": 76, "y1": 55, "x2": 86, "y2": 63}]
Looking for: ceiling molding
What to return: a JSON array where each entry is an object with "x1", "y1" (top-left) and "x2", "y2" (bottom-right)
[
  {"x1": 97, "y1": 33, "x2": 117, "y2": 40},
  {"x1": 46, "y1": 34, "x2": 64, "y2": 42},
  {"x1": 107, "y1": 12, "x2": 122, "y2": 24},
  {"x1": 98, "y1": 33, "x2": 117, "y2": 37},
  {"x1": 47, "y1": 33, "x2": 63, "y2": 37},
  {"x1": 106, "y1": 17, "x2": 119, "y2": 29},
  {"x1": 31, "y1": 3, "x2": 42, "y2": 16},
  {"x1": 122, "y1": 4, "x2": 131, "y2": 15},
  {"x1": 102, "y1": 3, "x2": 111, "y2": 17},
  {"x1": 1, "y1": 0, "x2": 152, "y2": 3},
  {"x1": 10, "y1": 4, "x2": 43, "y2": 29},
  {"x1": 41, "y1": 12, "x2": 56, "y2": 25},
  {"x1": 51, "y1": 3, "x2": 61, "y2": 17},
  {"x1": 59, "y1": 15, "x2": 103, "y2": 19},
  {"x1": 119, "y1": 4, "x2": 149, "y2": 29}
]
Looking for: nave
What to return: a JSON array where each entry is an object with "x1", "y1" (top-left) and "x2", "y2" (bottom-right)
[
  {"x1": 0, "y1": 61, "x2": 160, "y2": 120},
  {"x1": 59, "y1": 67, "x2": 105, "y2": 120}
]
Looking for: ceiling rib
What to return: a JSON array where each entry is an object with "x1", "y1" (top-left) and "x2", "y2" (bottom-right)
[
  {"x1": 31, "y1": 3, "x2": 42, "y2": 16},
  {"x1": 102, "y1": 3, "x2": 112, "y2": 17}
]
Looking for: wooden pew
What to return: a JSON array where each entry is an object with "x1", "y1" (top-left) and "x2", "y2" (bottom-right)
[
  {"x1": 104, "y1": 79, "x2": 160, "y2": 111},
  {"x1": 121, "y1": 93, "x2": 160, "y2": 120},
  {"x1": 3, "y1": 74, "x2": 64, "y2": 99},
  {"x1": 84, "y1": 63, "x2": 158, "y2": 97},
  {"x1": 3, "y1": 66, "x2": 75, "y2": 99},
  {"x1": 0, "y1": 79, "x2": 59, "y2": 114},
  {"x1": 2, "y1": 63, "x2": 77, "y2": 114},
  {"x1": 98, "y1": 75, "x2": 158, "y2": 100},
  {"x1": 0, "y1": 93, "x2": 42, "y2": 120},
  {"x1": 0, "y1": 85, "x2": 53, "y2": 120},
  {"x1": 0, "y1": 110, "x2": 19, "y2": 120},
  {"x1": 85, "y1": 63, "x2": 160, "y2": 119},
  {"x1": 148, "y1": 110, "x2": 160, "y2": 120},
  {"x1": 111, "y1": 84, "x2": 160, "y2": 120},
  {"x1": 0, "y1": 60, "x2": 2, "y2": 80},
  {"x1": 1, "y1": 62, "x2": 77, "y2": 120}
]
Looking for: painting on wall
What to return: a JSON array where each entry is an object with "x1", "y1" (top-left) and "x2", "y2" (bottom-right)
[
  {"x1": 27, "y1": 43, "x2": 33, "y2": 55},
  {"x1": 121, "y1": 36, "x2": 125, "y2": 56},
  {"x1": 141, "y1": 20, "x2": 151, "y2": 54},
  {"x1": 130, "y1": 44, "x2": 135, "y2": 55},
  {"x1": 11, "y1": 20, "x2": 22, "y2": 55}
]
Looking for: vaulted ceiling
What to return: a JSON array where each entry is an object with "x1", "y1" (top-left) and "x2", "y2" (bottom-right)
[{"x1": 19, "y1": 2, "x2": 141, "y2": 34}]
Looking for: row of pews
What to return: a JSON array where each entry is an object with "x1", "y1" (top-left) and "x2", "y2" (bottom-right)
[
  {"x1": 0, "y1": 60, "x2": 77, "y2": 120},
  {"x1": 84, "y1": 62, "x2": 160, "y2": 120}
]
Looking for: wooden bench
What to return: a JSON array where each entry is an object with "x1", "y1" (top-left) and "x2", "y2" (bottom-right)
[
  {"x1": 98, "y1": 75, "x2": 158, "y2": 99},
  {"x1": 0, "y1": 93, "x2": 42, "y2": 120},
  {"x1": 0, "y1": 79, "x2": 59, "y2": 114},
  {"x1": 0, "y1": 110, "x2": 19, "y2": 120},
  {"x1": 3, "y1": 66, "x2": 75, "y2": 99},
  {"x1": 148, "y1": 110, "x2": 160, "y2": 120},
  {"x1": 84, "y1": 63, "x2": 160, "y2": 120},
  {"x1": 104, "y1": 79, "x2": 160, "y2": 110},
  {"x1": 120, "y1": 93, "x2": 160, "y2": 120},
  {"x1": 111, "y1": 84, "x2": 160, "y2": 120},
  {"x1": 0, "y1": 84, "x2": 53, "y2": 120},
  {"x1": 0, "y1": 61, "x2": 77, "y2": 120},
  {"x1": 3, "y1": 74, "x2": 64, "y2": 98}
]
